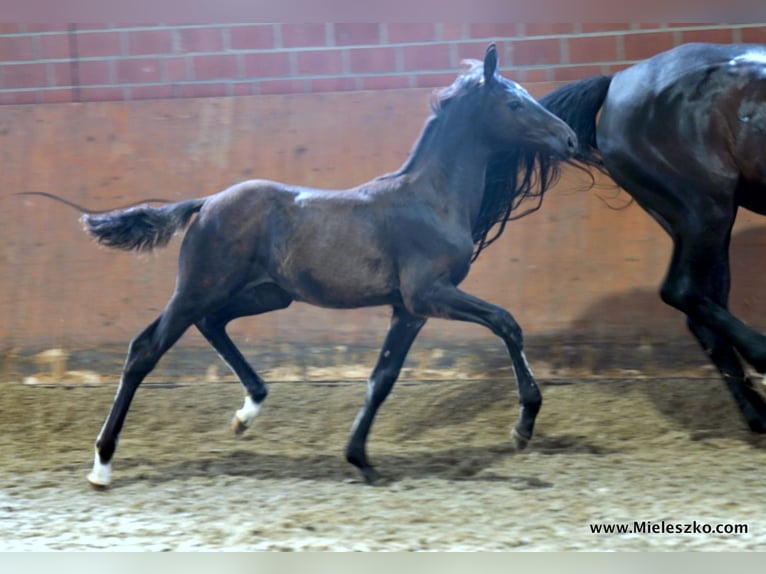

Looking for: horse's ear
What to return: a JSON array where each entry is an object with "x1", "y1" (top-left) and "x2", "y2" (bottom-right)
[{"x1": 483, "y1": 43, "x2": 498, "y2": 83}]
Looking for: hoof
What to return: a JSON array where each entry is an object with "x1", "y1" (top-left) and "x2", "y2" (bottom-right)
[
  {"x1": 359, "y1": 466, "x2": 381, "y2": 486},
  {"x1": 232, "y1": 396, "x2": 262, "y2": 435},
  {"x1": 512, "y1": 427, "x2": 530, "y2": 451},
  {"x1": 87, "y1": 477, "x2": 109, "y2": 491},
  {"x1": 87, "y1": 449, "x2": 112, "y2": 488},
  {"x1": 231, "y1": 416, "x2": 249, "y2": 435}
]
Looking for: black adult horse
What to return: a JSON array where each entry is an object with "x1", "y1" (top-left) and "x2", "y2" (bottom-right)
[
  {"x1": 40, "y1": 44, "x2": 576, "y2": 487},
  {"x1": 534, "y1": 42, "x2": 766, "y2": 433}
]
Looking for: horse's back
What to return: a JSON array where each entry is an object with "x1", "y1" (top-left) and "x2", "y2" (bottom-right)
[{"x1": 598, "y1": 43, "x2": 766, "y2": 188}]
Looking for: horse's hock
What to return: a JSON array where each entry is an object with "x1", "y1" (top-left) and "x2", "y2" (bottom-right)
[{"x1": 3, "y1": 86, "x2": 766, "y2": 382}]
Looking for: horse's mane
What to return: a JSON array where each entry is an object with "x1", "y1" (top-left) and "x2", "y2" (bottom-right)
[
  {"x1": 436, "y1": 60, "x2": 562, "y2": 261},
  {"x1": 377, "y1": 60, "x2": 485, "y2": 182},
  {"x1": 380, "y1": 60, "x2": 572, "y2": 261}
]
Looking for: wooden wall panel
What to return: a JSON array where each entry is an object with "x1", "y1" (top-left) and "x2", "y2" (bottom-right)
[{"x1": 2, "y1": 87, "x2": 766, "y2": 375}]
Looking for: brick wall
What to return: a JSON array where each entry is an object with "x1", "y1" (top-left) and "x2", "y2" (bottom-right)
[{"x1": 1, "y1": 23, "x2": 766, "y2": 104}]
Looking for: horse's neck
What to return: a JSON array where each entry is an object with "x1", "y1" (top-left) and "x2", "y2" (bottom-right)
[{"x1": 409, "y1": 119, "x2": 492, "y2": 226}]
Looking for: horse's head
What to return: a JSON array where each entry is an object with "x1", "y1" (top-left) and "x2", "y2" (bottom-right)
[{"x1": 444, "y1": 44, "x2": 577, "y2": 159}]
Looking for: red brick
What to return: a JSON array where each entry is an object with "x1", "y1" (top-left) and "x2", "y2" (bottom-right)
[
  {"x1": 580, "y1": 23, "x2": 631, "y2": 33},
  {"x1": 75, "y1": 31, "x2": 123, "y2": 58},
  {"x1": 76, "y1": 60, "x2": 111, "y2": 85},
  {"x1": 73, "y1": 23, "x2": 111, "y2": 31},
  {"x1": 40, "y1": 34, "x2": 70, "y2": 59},
  {"x1": 416, "y1": 72, "x2": 461, "y2": 89},
  {"x1": 296, "y1": 49, "x2": 343, "y2": 75},
  {"x1": 49, "y1": 62, "x2": 72, "y2": 86},
  {"x1": 0, "y1": 63, "x2": 47, "y2": 89},
  {"x1": 78, "y1": 86, "x2": 124, "y2": 102},
  {"x1": 178, "y1": 27, "x2": 224, "y2": 53},
  {"x1": 310, "y1": 76, "x2": 357, "y2": 92},
  {"x1": 349, "y1": 47, "x2": 397, "y2": 74},
  {"x1": 518, "y1": 68, "x2": 550, "y2": 82},
  {"x1": 231, "y1": 82, "x2": 256, "y2": 96},
  {"x1": 0, "y1": 24, "x2": 23, "y2": 33},
  {"x1": 116, "y1": 58, "x2": 162, "y2": 83},
  {"x1": 255, "y1": 78, "x2": 306, "y2": 95},
  {"x1": 402, "y1": 43, "x2": 451, "y2": 71},
  {"x1": 623, "y1": 32, "x2": 675, "y2": 61},
  {"x1": 567, "y1": 35, "x2": 618, "y2": 64},
  {"x1": 523, "y1": 23, "x2": 574, "y2": 36},
  {"x1": 241, "y1": 52, "x2": 290, "y2": 78},
  {"x1": 681, "y1": 29, "x2": 734, "y2": 44},
  {"x1": 177, "y1": 83, "x2": 228, "y2": 98},
  {"x1": 386, "y1": 23, "x2": 435, "y2": 43},
  {"x1": 665, "y1": 23, "x2": 704, "y2": 28},
  {"x1": 109, "y1": 23, "x2": 152, "y2": 29},
  {"x1": 440, "y1": 23, "x2": 465, "y2": 41},
  {"x1": 164, "y1": 57, "x2": 189, "y2": 81},
  {"x1": 469, "y1": 23, "x2": 519, "y2": 39},
  {"x1": 192, "y1": 54, "x2": 238, "y2": 80},
  {"x1": 228, "y1": 25, "x2": 274, "y2": 50},
  {"x1": 126, "y1": 29, "x2": 173, "y2": 55},
  {"x1": 129, "y1": 84, "x2": 174, "y2": 100},
  {"x1": 360, "y1": 75, "x2": 409, "y2": 90},
  {"x1": 0, "y1": 90, "x2": 39, "y2": 104},
  {"x1": 511, "y1": 38, "x2": 561, "y2": 66},
  {"x1": 41, "y1": 88, "x2": 72, "y2": 103},
  {"x1": 334, "y1": 23, "x2": 380, "y2": 46},
  {"x1": 552, "y1": 65, "x2": 605, "y2": 81},
  {"x1": 23, "y1": 24, "x2": 69, "y2": 32},
  {"x1": 0, "y1": 36, "x2": 38, "y2": 61},
  {"x1": 638, "y1": 23, "x2": 666, "y2": 29},
  {"x1": 741, "y1": 26, "x2": 766, "y2": 44},
  {"x1": 281, "y1": 24, "x2": 326, "y2": 48}
]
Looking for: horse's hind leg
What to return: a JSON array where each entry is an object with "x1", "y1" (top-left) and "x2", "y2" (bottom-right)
[
  {"x1": 88, "y1": 296, "x2": 201, "y2": 487},
  {"x1": 687, "y1": 319, "x2": 766, "y2": 431},
  {"x1": 195, "y1": 283, "x2": 293, "y2": 434},
  {"x1": 345, "y1": 306, "x2": 426, "y2": 484},
  {"x1": 660, "y1": 225, "x2": 766, "y2": 432}
]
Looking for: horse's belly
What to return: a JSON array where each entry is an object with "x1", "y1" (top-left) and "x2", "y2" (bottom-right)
[{"x1": 274, "y1": 252, "x2": 401, "y2": 309}]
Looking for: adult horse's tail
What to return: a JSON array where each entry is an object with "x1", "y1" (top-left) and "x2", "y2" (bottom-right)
[
  {"x1": 83, "y1": 199, "x2": 205, "y2": 252},
  {"x1": 538, "y1": 75, "x2": 613, "y2": 172}
]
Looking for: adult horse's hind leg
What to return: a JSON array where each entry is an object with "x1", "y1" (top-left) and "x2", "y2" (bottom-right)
[
  {"x1": 195, "y1": 283, "x2": 293, "y2": 434},
  {"x1": 88, "y1": 295, "x2": 202, "y2": 487},
  {"x1": 406, "y1": 282, "x2": 542, "y2": 448},
  {"x1": 344, "y1": 306, "x2": 426, "y2": 484},
  {"x1": 660, "y1": 223, "x2": 766, "y2": 432}
]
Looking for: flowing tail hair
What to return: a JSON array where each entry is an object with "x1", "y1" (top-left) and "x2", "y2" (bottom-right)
[
  {"x1": 538, "y1": 74, "x2": 613, "y2": 173},
  {"x1": 16, "y1": 191, "x2": 206, "y2": 252},
  {"x1": 82, "y1": 199, "x2": 206, "y2": 252}
]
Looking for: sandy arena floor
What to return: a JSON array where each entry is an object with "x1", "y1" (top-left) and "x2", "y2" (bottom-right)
[{"x1": 1, "y1": 376, "x2": 766, "y2": 550}]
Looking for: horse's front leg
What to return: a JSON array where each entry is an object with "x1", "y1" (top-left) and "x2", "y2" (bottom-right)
[
  {"x1": 406, "y1": 282, "x2": 542, "y2": 448},
  {"x1": 345, "y1": 306, "x2": 426, "y2": 484}
]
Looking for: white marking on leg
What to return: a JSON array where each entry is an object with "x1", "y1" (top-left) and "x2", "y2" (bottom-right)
[
  {"x1": 86, "y1": 447, "x2": 112, "y2": 487},
  {"x1": 235, "y1": 395, "x2": 262, "y2": 428}
]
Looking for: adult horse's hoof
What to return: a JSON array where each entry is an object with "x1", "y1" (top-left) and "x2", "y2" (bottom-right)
[
  {"x1": 512, "y1": 427, "x2": 530, "y2": 451},
  {"x1": 359, "y1": 466, "x2": 381, "y2": 485}
]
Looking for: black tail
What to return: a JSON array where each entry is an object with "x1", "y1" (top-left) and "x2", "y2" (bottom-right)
[
  {"x1": 538, "y1": 75, "x2": 613, "y2": 172},
  {"x1": 82, "y1": 199, "x2": 205, "y2": 252}
]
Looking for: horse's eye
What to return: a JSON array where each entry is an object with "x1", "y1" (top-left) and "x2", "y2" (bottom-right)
[{"x1": 508, "y1": 100, "x2": 522, "y2": 111}]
